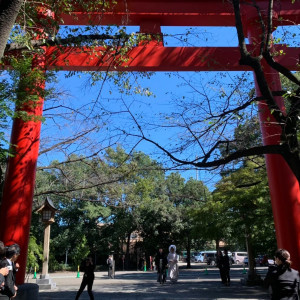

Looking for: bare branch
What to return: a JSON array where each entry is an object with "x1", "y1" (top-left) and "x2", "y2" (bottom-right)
[{"x1": 39, "y1": 126, "x2": 98, "y2": 155}]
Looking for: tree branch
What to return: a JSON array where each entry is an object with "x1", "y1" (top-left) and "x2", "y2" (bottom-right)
[
  {"x1": 38, "y1": 126, "x2": 98, "y2": 155},
  {"x1": 5, "y1": 34, "x2": 127, "y2": 52}
]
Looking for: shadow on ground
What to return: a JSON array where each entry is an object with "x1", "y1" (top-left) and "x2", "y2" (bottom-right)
[{"x1": 38, "y1": 267, "x2": 269, "y2": 300}]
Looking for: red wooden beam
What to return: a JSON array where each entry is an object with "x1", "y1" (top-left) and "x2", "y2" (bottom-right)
[
  {"x1": 58, "y1": 0, "x2": 300, "y2": 26},
  {"x1": 44, "y1": 45, "x2": 300, "y2": 72}
]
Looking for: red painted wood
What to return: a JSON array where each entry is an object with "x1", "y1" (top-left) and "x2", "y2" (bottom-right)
[
  {"x1": 255, "y1": 67, "x2": 300, "y2": 272},
  {"x1": 44, "y1": 45, "x2": 299, "y2": 72},
  {"x1": 248, "y1": 25, "x2": 300, "y2": 272},
  {"x1": 58, "y1": 0, "x2": 300, "y2": 26},
  {"x1": 0, "y1": 53, "x2": 46, "y2": 284}
]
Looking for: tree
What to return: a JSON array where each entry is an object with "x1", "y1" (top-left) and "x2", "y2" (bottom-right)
[
  {"x1": 176, "y1": 178, "x2": 210, "y2": 268},
  {"x1": 191, "y1": 194, "x2": 231, "y2": 252},
  {"x1": 32, "y1": 146, "x2": 214, "y2": 270},
  {"x1": 212, "y1": 158, "x2": 276, "y2": 279},
  {"x1": 5, "y1": 1, "x2": 298, "y2": 192},
  {"x1": 1, "y1": 2, "x2": 299, "y2": 189},
  {"x1": 32, "y1": 147, "x2": 173, "y2": 269},
  {"x1": 26, "y1": 235, "x2": 43, "y2": 273},
  {"x1": 0, "y1": 0, "x2": 22, "y2": 60},
  {"x1": 71, "y1": 235, "x2": 90, "y2": 267},
  {"x1": 0, "y1": 82, "x2": 13, "y2": 194}
]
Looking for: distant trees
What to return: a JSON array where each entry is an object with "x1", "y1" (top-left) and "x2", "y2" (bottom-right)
[
  {"x1": 29, "y1": 145, "x2": 276, "y2": 272},
  {"x1": 191, "y1": 157, "x2": 276, "y2": 275},
  {"x1": 30, "y1": 147, "x2": 211, "y2": 270}
]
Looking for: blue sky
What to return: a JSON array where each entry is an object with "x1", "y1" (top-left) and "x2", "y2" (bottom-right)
[
  {"x1": 5, "y1": 24, "x2": 299, "y2": 190},
  {"x1": 37, "y1": 25, "x2": 245, "y2": 190}
]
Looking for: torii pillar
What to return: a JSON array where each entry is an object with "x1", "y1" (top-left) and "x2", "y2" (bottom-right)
[
  {"x1": 245, "y1": 14, "x2": 300, "y2": 269},
  {"x1": 0, "y1": 52, "x2": 46, "y2": 284}
]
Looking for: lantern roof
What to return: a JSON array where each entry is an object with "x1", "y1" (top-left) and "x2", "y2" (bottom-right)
[{"x1": 36, "y1": 197, "x2": 57, "y2": 214}]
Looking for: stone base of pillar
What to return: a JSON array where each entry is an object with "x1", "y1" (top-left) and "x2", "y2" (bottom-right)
[
  {"x1": 14, "y1": 283, "x2": 39, "y2": 300},
  {"x1": 36, "y1": 275, "x2": 56, "y2": 290}
]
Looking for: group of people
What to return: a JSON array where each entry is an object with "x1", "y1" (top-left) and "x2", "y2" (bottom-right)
[
  {"x1": 0, "y1": 241, "x2": 20, "y2": 299},
  {"x1": 154, "y1": 246, "x2": 300, "y2": 299},
  {"x1": 0, "y1": 242, "x2": 296, "y2": 300},
  {"x1": 73, "y1": 247, "x2": 300, "y2": 300},
  {"x1": 154, "y1": 245, "x2": 179, "y2": 284}
]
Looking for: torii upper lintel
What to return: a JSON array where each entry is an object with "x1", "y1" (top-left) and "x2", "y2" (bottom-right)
[{"x1": 58, "y1": 0, "x2": 300, "y2": 27}]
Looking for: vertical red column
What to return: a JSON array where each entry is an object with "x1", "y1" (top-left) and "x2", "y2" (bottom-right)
[
  {"x1": 0, "y1": 51, "x2": 46, "y2": 284},
  {"x1": 247, "y1": 21, "x2": 300, "y2": 270}
]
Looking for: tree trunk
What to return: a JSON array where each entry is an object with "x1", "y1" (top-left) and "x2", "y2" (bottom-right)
[
  {"x1": 245, "y1": 232, "x2": 255, "y2": 276},
  {"x1": 0, "y1": 0, "x2": 23, "y2": 60},
  {"x1": 186, "y1": 235, "x2": 191, "y2": 269},
  {"x1": 125, "y1": 231, "x2": 131, "y2": 270},
  {"x1": 215, "y1": 238, "x2": 220, "y2": 250},
  {"x1": 245, "y1": 227, "x2": 262, "y2": 285}
]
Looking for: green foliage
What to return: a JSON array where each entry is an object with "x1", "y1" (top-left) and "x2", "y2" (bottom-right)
[
  {"x1": 26, "y1": 235, "x2": 43, "y2": 272},
  {"x1": 31, "y1": 144, "x2": 274, "y2": 268},
  {"x1": 0, "y1": 79, "x2": 14, "y2": 162},
  {"x1": 212, "y1": 159, "x2": 275, "y2": 254},
  {"x1": 31, "y1": 147, "x2": 212, "y2": 268},
  {"x1": 71, "y1": 235, "x2": 90, "y2": 267}
]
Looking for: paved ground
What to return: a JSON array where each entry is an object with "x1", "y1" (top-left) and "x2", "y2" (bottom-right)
[{"x1": 26, "y1": 264, "x2": 271, "y2": 300}]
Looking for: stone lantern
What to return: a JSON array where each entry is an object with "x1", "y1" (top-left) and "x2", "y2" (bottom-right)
[{"x1": 36, "y1": 197, "x2": 57, "y2": 289}]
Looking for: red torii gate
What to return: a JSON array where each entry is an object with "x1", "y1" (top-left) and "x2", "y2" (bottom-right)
[{"x1": 1, "y1": 0, "x2": 300, "y2": 284}]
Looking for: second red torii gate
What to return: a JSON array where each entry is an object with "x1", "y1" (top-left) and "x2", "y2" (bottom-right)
[{"x1": 1, "y1": 0, "x2": 300, "y2": 284}]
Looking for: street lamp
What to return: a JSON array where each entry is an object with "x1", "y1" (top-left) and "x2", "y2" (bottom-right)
[{"x1": 36, "y1": 197, "x2": 57, "y2": 288}]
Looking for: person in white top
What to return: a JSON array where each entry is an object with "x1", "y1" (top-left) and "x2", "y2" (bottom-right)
[{"x1": 167, "y1": 245, "x2": 179, "y2": 283}]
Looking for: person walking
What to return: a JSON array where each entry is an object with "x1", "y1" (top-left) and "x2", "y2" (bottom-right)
[
  {"x1": 107, "y1": 255, "x2": 114, "y2": 279},
  {"x1": 167, "y1": 245, "x2": 179, "y2": 283},
  {"x1": 264, "y1": 249, "x2": 300, "y2": 299},
  {"x1": 155, "y1": 248, "x2": 168, "y2": 283},
  {"x1": 222, "y1": 249, "x2": 230, "y2": 286},
  {"x1": 216, "y1": 249, "x2": 225, "y2": 284},
  {"x1": 75, "y1": 256, "x2": 95, "y2": 300}
]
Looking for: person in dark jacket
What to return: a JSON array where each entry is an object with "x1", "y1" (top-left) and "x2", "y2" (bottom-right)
[
  {"x1": 0, "y1": 241, "x2": 8, "y2": 279},
  {"x1": 222, "y1": 249, "x2": 231, "y2": 286},
  {"x1": 75, "y1": 256, "x2": 95, "y2": 300},
  {"x1": 155, "y1": 248, "x2": 168, "y2": 283},
  {"x1": 0, "y1": 244, "x2": 20, "y2": 299},
  {"x1": 0, "y1": 275, "x2": 4, "y2": 289},
  {"x1": 107, "y1": 255, "x2": 114, "y2": 279},
  {"x1": 216, "y1": 250, "x2": 225, "y2": 284},
  {"x1": 264, "y1": 249, "x2": 300, "y2": 300},
  {"x1": 0, "y1": 243, "x2": 5, "y2": 261}
]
